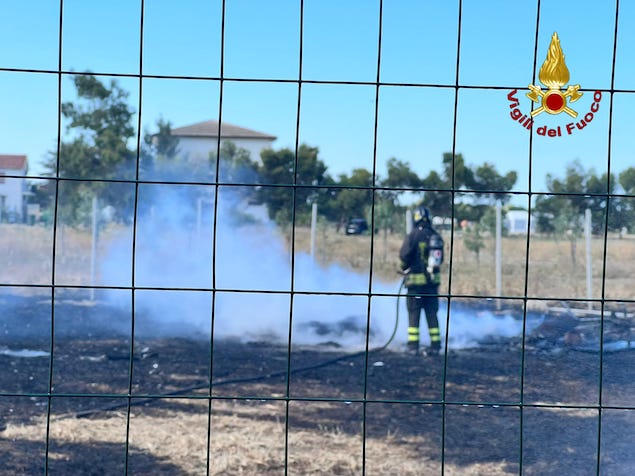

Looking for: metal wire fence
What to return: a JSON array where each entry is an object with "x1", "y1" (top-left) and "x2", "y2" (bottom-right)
[{"x1": 1, "y1": 0, "x2": 634, "y2": 474}]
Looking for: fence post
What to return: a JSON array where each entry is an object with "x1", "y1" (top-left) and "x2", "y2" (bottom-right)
[
  {"x1": 90, "y1": 196, "x2": 99, "y2": 301},
  {"x1": 495, "y1": 200, "x2": 502, "y2": 311},
  {"x1": 585, "y1": 208, "x2": 592, "y2": 310},
  {"x1": 196, "y1": 197, "x2": 203, "y2": 238},
  {"x1": 310, "y1": 202, "x2": 317, "y2": 259}
]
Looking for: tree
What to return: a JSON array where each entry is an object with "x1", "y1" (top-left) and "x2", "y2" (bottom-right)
[
  {"x1": 614, "y1": 167, "x2": 635, "y2": 233},
  {"x1": 44, "y1": 75, "x2": 136, "y2": 224},
  {"x1": 479, "y1": 205, "x2": 502, "y2": 236},
  {"x1": 382, "y1": 158, "x2": 422, "y2": 190},
  {"x1": 539, "y1": 160, "x2": 614, "y2": 234},
  {"x1": 535, "y1": 162, "x2": 588, "y2": 236},
  {"x1": 211, "y1": 140, "x2": 259, "y2": 185},
  {"x1": 619, "y1": 167, "x2": 635, "y2": 194},
  {"x1": 257, "y1": 144, "x2": 331, "y2": 224},
  {"x1": 463, "y1": 223, "x2": 485, "y2": 263},
  {"x1": 534, "y1": 160, "x2": 618, "y2": 269},
  {"x1": 326, "y1": 168, "x2": 373, "y2": 231},
  {"x1": 421, "y1": 170, "x2": 452, "y2": 218},
  {"x1": 422, "y1": 153, "x2": 517, "y2": 224},
  {"x1": 150, "y1": 117, "x2": 179, "y2": 159},
  {"x1": 140, "y1": 118, "x2": 180, "y2": 179},
  {"x1": 442, "y1": 152, "x2": 474, "y2": 191},
  {"x1": 471, "y1": 162, "x2": 517, "y2": 205},
  {"x1": 377, "y1": 158, "x2": 423, "y2": 234}
]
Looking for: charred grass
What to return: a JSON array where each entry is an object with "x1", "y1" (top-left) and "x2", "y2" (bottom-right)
[{"x1": 2, "y1": 333, "x2": 635, "y2": 475}]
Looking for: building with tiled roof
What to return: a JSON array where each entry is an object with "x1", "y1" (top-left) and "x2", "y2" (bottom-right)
[
  {"x1": 0, "y1": 155, "x2": 28, "y2": 171},
  {"x1": 0, "y1": 155, "x2": 29, "y2": 222},
  {"x1": 171, "y1": 120, "x2": 277, "y2": 140},
  {"x1": 170, "y1": 120, "x2": 276, "y2": 163}
]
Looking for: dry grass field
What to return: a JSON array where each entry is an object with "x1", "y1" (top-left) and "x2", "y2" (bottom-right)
[
  {"x1": 292, "y1": 224, "x2": 635, "y2": 310},
  {"x1": 3, "y1": 222, "x2": 635, "y2": 308},
  {"x1": 0, "y1": 224, "x2": 120, "y2": 289},
  {"x1": 0, "y1": 401, "x2": 461, "y2": 475}
]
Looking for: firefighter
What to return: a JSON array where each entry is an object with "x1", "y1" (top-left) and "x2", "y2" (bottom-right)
[{"x1": 399, "y1": 205, "x2": 444, "y2": 356}]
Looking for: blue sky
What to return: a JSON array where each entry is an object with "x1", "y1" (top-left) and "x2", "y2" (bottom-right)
[{"x1": 0, "y1": 0, "x2": 633, "y2": 199}]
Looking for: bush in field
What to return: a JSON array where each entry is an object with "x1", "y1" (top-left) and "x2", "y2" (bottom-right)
[{"x1": 463, "y1": 223, "x2": 485, "y2": 263}]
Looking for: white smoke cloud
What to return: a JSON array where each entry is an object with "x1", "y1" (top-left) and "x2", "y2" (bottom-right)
[{"x1": 98, "y1": 185, "x2": 538, "y2": 350}]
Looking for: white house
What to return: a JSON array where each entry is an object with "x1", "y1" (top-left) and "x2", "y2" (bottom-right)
[
  {"x1": 170, "y1": 120, "x2": 277, "y2": 163},
  {"x1": 0, "y1": 155, "x2": 28, "y2": 222},
  {"x1": 504, "y1": 209, "x2": 535, "y2": 235}
]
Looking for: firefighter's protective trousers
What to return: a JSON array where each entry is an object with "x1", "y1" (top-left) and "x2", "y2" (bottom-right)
[{"x1": 406, "y1": 285, "x2": 441, "y2": 352}]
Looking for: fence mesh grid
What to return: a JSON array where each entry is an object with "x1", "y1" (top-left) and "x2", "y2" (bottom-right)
[{"x1": 1, "y1": 0, "x2": 632, "y2": 474}]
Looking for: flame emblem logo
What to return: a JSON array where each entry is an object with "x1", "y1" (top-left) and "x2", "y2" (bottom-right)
[{"x1": 527, "y1": 32, "x2": 582, "y2": 117}]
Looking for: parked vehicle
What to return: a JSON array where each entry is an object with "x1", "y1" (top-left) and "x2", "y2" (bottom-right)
[{"x1": 345, "y1": 218, "x2": 368, "y2": 235}]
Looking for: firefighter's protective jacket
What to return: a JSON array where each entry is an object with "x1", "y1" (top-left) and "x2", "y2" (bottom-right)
[{"x1": 399, "y1": 223, "x2": 444, "y2": 287}]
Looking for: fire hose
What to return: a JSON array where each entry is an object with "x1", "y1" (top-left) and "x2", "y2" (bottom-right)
[{"x1": 72, "y1": 278, "x2": 406, "y2": 419}]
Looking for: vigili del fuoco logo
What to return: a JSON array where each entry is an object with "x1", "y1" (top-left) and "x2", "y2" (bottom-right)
[{"x1": 507, "y1": 32, "x2": 602, "y2": 137}]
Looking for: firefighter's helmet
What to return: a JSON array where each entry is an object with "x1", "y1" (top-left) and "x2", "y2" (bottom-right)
[{"x1": 413, "y1": 206, "x2": 431, "y2": 226}]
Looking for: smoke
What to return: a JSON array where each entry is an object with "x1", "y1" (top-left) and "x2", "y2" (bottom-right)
[{"x1": 98, "y1": 185, "x2": 537, "y2": 350}]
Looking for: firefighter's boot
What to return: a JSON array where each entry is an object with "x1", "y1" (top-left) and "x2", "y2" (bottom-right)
[
  {"x1": 407, "y1": 326, "x2": 420, "y2": 355},
  {"x1": 425, "y1": 327, "x2": 441, "y2": 357}
]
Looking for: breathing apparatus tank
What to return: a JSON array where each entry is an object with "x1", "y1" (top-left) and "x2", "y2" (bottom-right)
[{"x1": 427, "y1": 233, "x2": 444, "y2": 276}]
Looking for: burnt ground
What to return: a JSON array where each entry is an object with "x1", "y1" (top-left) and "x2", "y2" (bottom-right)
[{"x1": 1, "y1": 294, "x2": 635, "y2": 474}]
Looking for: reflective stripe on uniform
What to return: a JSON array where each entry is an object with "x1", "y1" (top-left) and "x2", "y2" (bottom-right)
[
  {"x1": 429, "y1": 327, "x2": 441, "y2": 343},
  {"x1": 406, "y1": 273, "x2": 427, "y2": 286},
  {"x1": 408, "y1": 326, "x2": 419, "y2": 342}
]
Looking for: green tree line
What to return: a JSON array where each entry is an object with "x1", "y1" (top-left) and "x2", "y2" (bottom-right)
[{"x1": 37, "y1": 76, "x2": 635, "y2": 237}]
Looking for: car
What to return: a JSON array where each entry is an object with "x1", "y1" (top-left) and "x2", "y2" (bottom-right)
[{"x1": 345, "y1": 218, "x2": 368, "y2": 235}]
